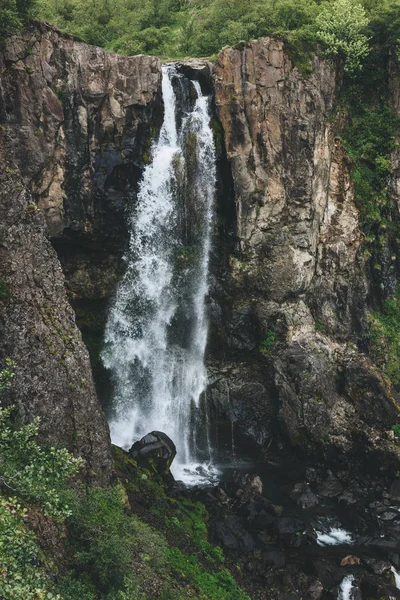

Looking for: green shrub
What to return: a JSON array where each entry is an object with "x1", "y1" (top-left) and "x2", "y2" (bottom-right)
[
  {"x1": 0, "y1": 405, "x2": 82, "y2": 520},
  {"x1": 0, "y1": 496, "x2": 61, "y2": 600},
  {"x1": 392, "y1": 424, "x2": 400, "y2": 437},
  {"x1": 259, "y1": 330, "x2": 275, "y2": 355},
  {"x1": 315, "y1": 0, "x2": 370, "y2": 73},
  {"x1": 65, "y1": 484, "x2": 167, "y2": 595},
  {"x1": 166, "y1": 548, "x2": 250, "y2": 600},
  {"x1": 368, "y1": 293, "x2": 400, "y2": 385}
]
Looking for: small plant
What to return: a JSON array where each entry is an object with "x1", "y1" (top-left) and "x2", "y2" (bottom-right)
[
  {"x1": 259, "y1": 330, "x2": 275, "y2": 355},
  {"x1": 0, "y1": 357, "x2": 15, "y2": 392},
  {"x1": 392, "y1": 424, "x2": 400, "y2": 437}
]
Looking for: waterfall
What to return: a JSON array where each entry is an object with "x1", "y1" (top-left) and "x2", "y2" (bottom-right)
[
  {"x1": 102, "y1": 65, "x2": 216, "y2": 481},
  {"x1": 391, "y1": 565, "x2": 400, "y2": 590},
  {"x1": 338, "y1": 575, "x2": 355, "y2": 600}
]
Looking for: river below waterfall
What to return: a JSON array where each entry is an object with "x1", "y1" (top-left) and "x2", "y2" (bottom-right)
[{"x1": 189, "y1": 454, "x2": 400, "y2": 599}]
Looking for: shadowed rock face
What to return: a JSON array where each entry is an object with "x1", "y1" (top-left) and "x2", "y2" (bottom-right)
[
  {"x1": 209, "y1": 37, "x2": 400, "y2": 468},
  {"x1": 0, "y1": 23, "x2": 163, "y2": 483}
]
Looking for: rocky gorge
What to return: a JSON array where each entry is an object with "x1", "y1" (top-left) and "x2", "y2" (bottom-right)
[{"x1": 2, "y1": 20, "x2": 400, "y2": 599}]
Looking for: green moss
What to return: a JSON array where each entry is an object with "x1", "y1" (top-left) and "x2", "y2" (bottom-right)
[
  {"x1": 340, "y1": 104, "x2": 400, "y2": 237},
  {"x1": 0, "y1": 277, "x2": 10, "y2": 301},
  {"x1": 166, "y1": 548, "x2": 250, "y2": 600},
  {"x1": 259, "y1": 330, "x2": 275, "y2": 355},
  {"x1": 283, "y1": 30, "x2": 316, "y2": 76},
  {"x1": 368, "y1": 292, "x2": 400, "y2": 385}
]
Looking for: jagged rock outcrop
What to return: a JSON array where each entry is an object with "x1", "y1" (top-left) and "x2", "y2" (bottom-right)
[
  {"x1": 0, "y1": 22, "x2": 162, "y2": 301},
  {"x1": 0, "y1": 23, "x2": 162, "y2": 482},
  {"x1": 209, "y1": 37, "x2": 400, "y2": 468}
]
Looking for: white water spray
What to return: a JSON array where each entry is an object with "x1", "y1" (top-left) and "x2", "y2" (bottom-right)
[
  {"x1": 391, "y1": 565, "x2": 400, "y2": 590},
  {"x1": 338, "y1": 575, "x2": 355, "y2": 600},
  {"x1": 102, "y1": 65, "x2": 216, "y2": 481}
]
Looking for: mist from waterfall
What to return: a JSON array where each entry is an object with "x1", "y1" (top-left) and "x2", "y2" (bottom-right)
[{"x1": 102, "y1": 65, "x2": 216, "y2": 481}]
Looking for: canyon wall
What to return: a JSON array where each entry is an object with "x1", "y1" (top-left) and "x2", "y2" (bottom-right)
[
  {"x1": 207, "y1": 38, "x2": 400, "y2": 469},
  {"x1": 1, "y1": 25, "x2": 400, "y2": 475},
  {"x1": 0, "y1": 23, "x2": 162, "y2": 482}
]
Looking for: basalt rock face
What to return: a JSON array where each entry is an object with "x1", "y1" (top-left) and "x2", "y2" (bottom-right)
[
  {"x1": 0, "y1": 22, "x2": 162, "y2": 321},
  {"x1": 209, "y1": 38, "x2": 400, "y2": 469},
  {"x1": 0, "y1": 137, "x2": 112, "y2": 484},
  {"x1": 0, "y1": 23, "x2": 162, "y2": 482}
]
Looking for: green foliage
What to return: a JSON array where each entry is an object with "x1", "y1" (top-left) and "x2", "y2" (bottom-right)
[
  {"x1": 65, "y1": 484, "x2": 167, "y2": 596},
  {"x1": 0, "y1": 0, "x2": 21, "y2": 47},
  {"x1": 368, "y1": 293, "x2": 400, "y2": 385},
  {"x1": 315, "y1": 0, "x2": 370, "y2": 73},
  {"x1": 0, "y1": 358, "x2": 15, "y2": 392},
  {"x1": 166, "y1": 548, "x2": 250, "y2": 600},
  {"x1": 259, "y1": 330, "x2": 275, "y2": 355},
  {"x1": 0, "y1": 496, "x2": 61, "y2": 600},
  {"x1": 0, "y1": 405, "x2": 82, "y2": 520},
  {"x1": 392, "y1": 423, "x2": 400, "y2": 437},
  {"x1": 342, "y1": 95, "x2": 400, "y2": 236},
  {"x1": 0, "y1": 278, "x2": 10, "y2": 302},
  {"x1": 0, "y1": 0, "x2": 36, "y2": 46}
]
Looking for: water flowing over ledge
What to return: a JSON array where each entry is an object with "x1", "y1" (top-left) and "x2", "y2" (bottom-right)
[{"x1": 102, "y1": 64, "x2": 217, "y2": 482}]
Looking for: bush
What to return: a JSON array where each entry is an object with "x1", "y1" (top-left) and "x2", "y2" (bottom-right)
[
  {"x1": 315, "y1": 0, "x2": 370, "y2": 73},
  {"x1": 0, "y1": 496, "x2": 61, "y2": 600},
  {"x1": 0, "y1": 405, "x2": 82, "y2": 520},
  {"x1": 65, "y1": 484, "x2": 167, "y2": 595},
  {"x1": 368, "y1": 293, "x2": 400, "y2": 385}
]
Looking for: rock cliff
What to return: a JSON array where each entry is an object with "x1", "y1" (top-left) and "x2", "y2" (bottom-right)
[
  {"x1": 208, "y1": 38, "x2": 400, "y2": 470},
  {"x1": 1, "y1": 25, "x2": 399, "y2": 480},
  {"x1": 0, "y1": 23, "x2": 162, "y2": 482}
]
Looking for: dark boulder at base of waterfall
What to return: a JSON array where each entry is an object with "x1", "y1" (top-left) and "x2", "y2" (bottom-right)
[{"x1": 129, "y1": 431, "x2": 176, "y2": 476}]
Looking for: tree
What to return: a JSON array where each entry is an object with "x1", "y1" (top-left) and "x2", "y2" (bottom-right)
[
  {"x1": 315, "y1": 0, "x2": 370, "y2": 73},
  {"x1": 0, "y1": 0, "x2": 20, "y2": 47}
]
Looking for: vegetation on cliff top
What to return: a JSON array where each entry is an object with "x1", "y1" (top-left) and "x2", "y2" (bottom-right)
[{"x1": 0, "y1": 0, "x2": 399, "y2": 68}]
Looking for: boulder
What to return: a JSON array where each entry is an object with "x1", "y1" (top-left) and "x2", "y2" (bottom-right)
[{"x1": 129, "y1": 431, "x2": 176, "y2": 475}]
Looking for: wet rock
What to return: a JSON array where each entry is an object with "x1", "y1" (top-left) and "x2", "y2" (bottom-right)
[
  {"x1": 276, "y1": 518, "x2": 305, "y2": 547},
  {"x1": 215, "y1": 515, "x2": 256, "y2": 553},
  {"x1": 262, "y1": 549, "x2": 285, "y2": 569},
  {"x1": 298, "y1": 491, "x2": 319, "y2": 509},
  {"x1": 230, "y1": 472, "x2": 263, "y2": 505},
  {"x1": 364, "y1": 558, "x2": 391, "y2": 575},
  {"x1": 380, "y1": 510, "x2": 399, "y2": 521},
  {"x1": 391, "y1": 479, "x2": 400, "y2": 501},
  {"x1": 291, "y1": 482, "x2": 310, "y2": 497},
  {"x1": 338, "y1": 491, "x2": 357, "y2": 505},
  {"x1": 318, "y1": 473, "x2": 343, "y2": 498},
  {"x1": 129, "y1": 431, "x2": 176, "y2": 475},
  {"x1": 214, "y1": 487, "x2": 229, "y2": 504},
  {"x1": 307, "y1": 580, "x2": 324, "y2": 600},
  {"x1": 168, "y1": 480, "x2": 187, "y2": 497}
]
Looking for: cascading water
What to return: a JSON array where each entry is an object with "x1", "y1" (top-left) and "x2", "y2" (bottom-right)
[
  {"x1": 102, "y1": 65, "x2": 216, "y2": 482},
  {"x1": 338, "y1": 575, "x2": 355, "y2": 600}
]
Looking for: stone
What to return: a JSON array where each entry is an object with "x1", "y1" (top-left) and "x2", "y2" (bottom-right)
[
  {"x1": 390, "y1": 479, "x2": 400, "y2": 501},
  {"x1": 307, "y1": 580, "x2": 324, "y2": 600},
  {"x1": 298, "y1": 491, "x2": 319, "y2": 510},
  {"x1": 340, "y1": 555, "x2": 360, "y2": 566},
  {"x1": 262, "y1": 549, "x2": 286, "y2": 569},
  {"x1": 215, "y1": 515, "x2": 256, "y2": 553},
  {"x1": 129, "y1": 431, "x2": 176, "y2": 475},
  {"x1": 364, "y1": 558, "x2": 391, "y2": 575},
  {"x1": 318, "y1": 473, "x2": 343, "y2": 498}
]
